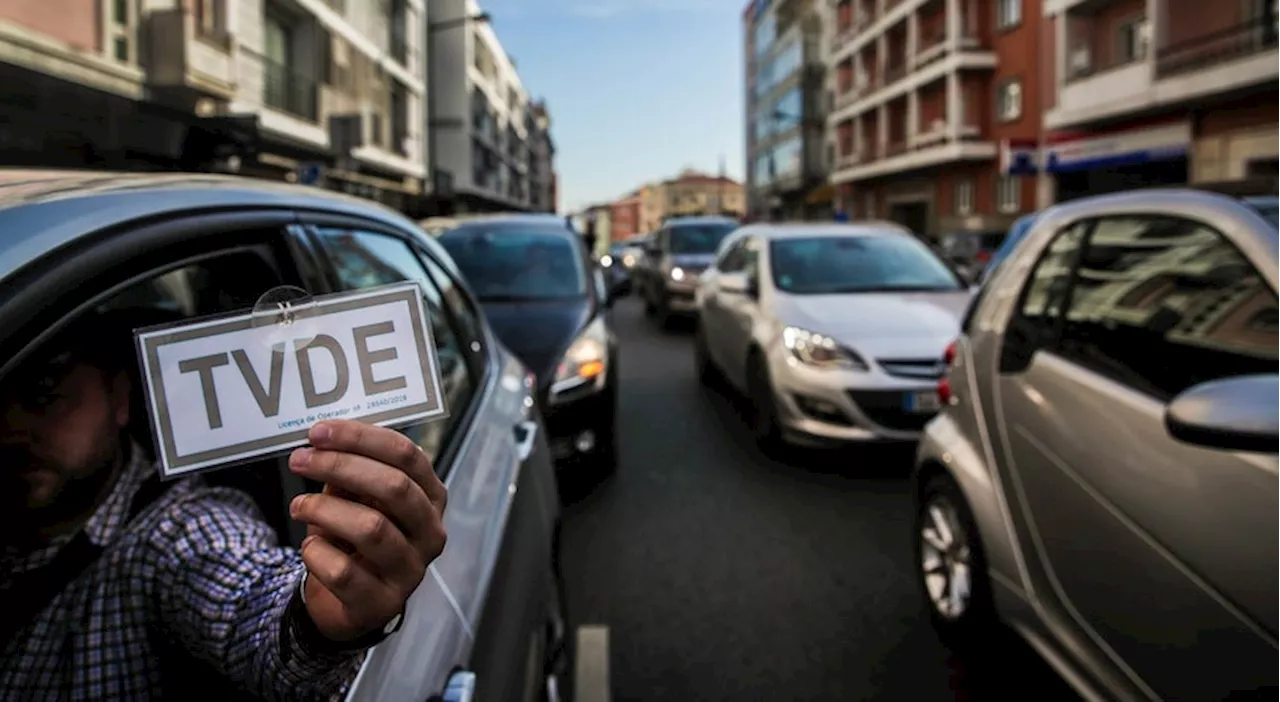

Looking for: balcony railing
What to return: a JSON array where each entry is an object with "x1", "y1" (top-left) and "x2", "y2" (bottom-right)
[
  {"x1": 1156, "y1": 14, "x2": 1278, "y2": 77},
  {"x1": 261, "y1": 54, "x2": 318, "y2": 121}
]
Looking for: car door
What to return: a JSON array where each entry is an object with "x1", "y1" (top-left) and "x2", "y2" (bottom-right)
[
  {"x1": 700, "y1": 237, "x2": 746, "y2": 372},
  {"x1": 300, "y1": 218, "x2": 559, "y2": 702},
  {"x1": 994, "y1": 213, "x2": 1279, "y2": 699},
  {"x1": 717, "y1": 235, "x2": 764, "y2": 388}
]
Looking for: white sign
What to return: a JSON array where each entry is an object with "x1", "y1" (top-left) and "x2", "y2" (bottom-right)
[
  {"x1": 135, "y1": 283, "x2": 447, "y2": 478},
  {"x1": 1048, "y1": 121, "x2": 1191, "y2": 169}
]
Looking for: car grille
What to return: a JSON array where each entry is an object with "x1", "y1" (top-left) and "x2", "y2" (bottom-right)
[
  {"x1": 876, "y1": 357, "x2": 945, "y2": 380},
  {"x1": 846, "y1": 390, "x2": 935, "y2": 432}
]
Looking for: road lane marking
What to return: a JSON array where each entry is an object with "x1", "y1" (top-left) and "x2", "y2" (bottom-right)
[{"x1": 575, "y1": 625, "x2": 611, "y2": 702}]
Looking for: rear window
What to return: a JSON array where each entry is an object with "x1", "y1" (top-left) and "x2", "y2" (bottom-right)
[
  {"x1": 669, "y1": 224, "x2": 737, "y2": 254},
  {"x1": 439, "y1": 225, "x2": 587, "y2": 301}
]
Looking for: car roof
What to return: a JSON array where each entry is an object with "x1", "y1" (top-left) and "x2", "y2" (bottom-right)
[
  {"x1": 0, "y1": 169, "x2": 427, "y2": 284},
  {"x1": 734, "y1": 221, "x2": 917, "y2": 240},
  {"x1": 662, "y1": 216, "x2": 740, "y2": 227}
]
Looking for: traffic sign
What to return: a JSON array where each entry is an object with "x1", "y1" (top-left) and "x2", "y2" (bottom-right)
[{"x1": 297, "y1": 162, "x2": 324, "y2": 186}]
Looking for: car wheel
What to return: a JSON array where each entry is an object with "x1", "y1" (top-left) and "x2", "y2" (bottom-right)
[
  {"x1": 693, "y1": 320, "x2": 714, "y2": 384},
  {"x1": 746, "y1": 352, "x2": 785, "y2": 456},
  {"x1": 914, "y1": 472, "x2": 996, "y2": 647},
  {"x1": 642, "y1": 283, "x2": 657, "y2": 316}
]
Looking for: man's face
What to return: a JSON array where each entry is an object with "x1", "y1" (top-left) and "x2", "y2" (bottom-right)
[{"x1": 0, "y1": 360, "x2": 131, "y2": 512}]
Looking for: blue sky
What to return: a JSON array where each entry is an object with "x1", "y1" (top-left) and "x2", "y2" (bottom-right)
[{"x1": 478, "y1": 0, "x2": 746, "y2": 213}]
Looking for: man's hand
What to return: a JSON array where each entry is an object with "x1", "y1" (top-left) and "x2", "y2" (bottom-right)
[{"x1": 287, "y1": 420, "x2": 448, "y2": 642}]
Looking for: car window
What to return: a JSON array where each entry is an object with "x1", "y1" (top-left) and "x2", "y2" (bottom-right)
[
  {"x1": 1057, "y1": 215, "x2": 1278, "y2": 401},
  {"x1": 716, "y1": 238, "x2": 747, "y2": 272},
  {"x1": 313, "y1": 228, "x2": 477, "y2": 470},
  {"x1": 999, "y1": 222, "x2": 1089, "y2": 373},
  {"x1": 414, "y1": 247, "x2": 488, "y2": 376},
  {"x1": 5, "y1": 248, "x2": 303, "y2": 545},
  {"x1": 438, "y1": 225, "x2": 587, "y2": 301},
  {"x1": 768, "y1": 235, "x2": 963, "y2": 294},
  {"x1": 743, "y1": 237, "x2": 762, "y2": 285},
  {"x1": 668, "y1": 224, "x2": 737, "y2": 255}
]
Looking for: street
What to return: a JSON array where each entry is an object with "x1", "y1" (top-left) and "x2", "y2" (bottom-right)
[{"x1": 559, "y1": 298, "x2": 1081, "y2": 702}]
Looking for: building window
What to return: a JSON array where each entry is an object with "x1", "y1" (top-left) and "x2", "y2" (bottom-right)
[
  {"x1": 108, "y1": 0, "x2": 133, "y2": 62},
  {"x1": 1115, "y1": 17, "x2": 1150, "y2": 63},
  {"x1": 996, "y1": 175, "x2": 1021, "y2": 214},
  {"x1": 997, "y1": 79, "x2": 1022, "y2": 122},
  {"x1": 195, "y1": 0, "x2": 226, "y2": 39},
  {"x1": 997, "y1": 0, "x2": 1021, "y2": 29},
  {"x1": 955, "y1": 179, "x2": 974, "y2": 215}
]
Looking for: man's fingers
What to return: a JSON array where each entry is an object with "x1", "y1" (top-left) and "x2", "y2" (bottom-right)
[
  {"x1": 300, "y1": 535, "x2": 399, "y2": 630},
  {"x1": 291, "y1": 492, "x2": 423, "y2": 587},
  {"x1": 309, "y1": 421, "x2": 447, "y2": 512},
  {"x1": 290, "y1": 448, "x2": 435, "y2": 542}
]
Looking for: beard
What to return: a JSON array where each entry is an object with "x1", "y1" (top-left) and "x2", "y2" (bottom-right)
[{"x1": 0, "y1": 431, "x2": 123, "y2": 545}]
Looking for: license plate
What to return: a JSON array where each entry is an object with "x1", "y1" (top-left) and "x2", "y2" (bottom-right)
[{"x1": 905, "y1": 391, "x2": 941, "y2": 413}]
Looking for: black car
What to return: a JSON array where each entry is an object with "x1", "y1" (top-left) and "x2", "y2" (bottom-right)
[
  {"x1": 598, "y1": 242, "x2": 638, "y2": 296},
  {"x1": 438, "y1": 215, "x2": 622, "y2": 473}
]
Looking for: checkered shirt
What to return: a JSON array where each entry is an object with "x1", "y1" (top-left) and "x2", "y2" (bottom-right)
[{"x1": 0, "y1": 445, "x2": 367, "y2": 701}]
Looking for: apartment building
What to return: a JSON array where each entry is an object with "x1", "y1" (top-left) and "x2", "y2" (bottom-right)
[
  {"x1": 0, "y1": 0, "x2": 429, "y2": 211},
  {"x1": 528, "y1": 100, "x2": 557, "y2": 212},
  {"x1": 0, "y1": 0, "x2": 214, "y2": 171},
  {"x1": 610, "y1": 190, "x2": 643, "y2": 240},
  {"x1": 744, "y1": 0, "x2": 831, "y2": 220},
  {"x1": 826, "y1": 0, "x2": 1045, "y2": 238},
  {"x1": 427, "y1": 0, "x2": 549, "y2": 213},
  {"x1": 1041, "y1": 0, "x2": 1278, "y2": 200}
]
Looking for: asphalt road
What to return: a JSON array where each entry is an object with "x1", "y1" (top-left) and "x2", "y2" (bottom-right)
[{"x1": 558, "y1": 296, "x2": 1081, "y2": 702}]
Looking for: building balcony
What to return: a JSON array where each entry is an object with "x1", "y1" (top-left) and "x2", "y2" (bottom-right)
[
  {"x1": 828, "y1": 44, "x2": 994, "y2": 122},
  {"x1": 1156, "y1": 14, "x2": 1278, "y2": 78},
  {"x1": 143, "y1": 7, "x2": 235, "y2": 100},
  {"x1": 830, "y1": 127, "x2": 994, "y2": 183},
  {"x1": 1050, "y1": 26, "x2": 1277, "y2": 128}
]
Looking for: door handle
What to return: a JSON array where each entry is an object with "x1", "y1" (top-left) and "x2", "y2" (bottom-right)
[
  {"x1": 433, "y1": 670, "x2": 476, "y2": 702},
  {"x1": 513, "y1": 420, "x2": 538, "y2": 462}
]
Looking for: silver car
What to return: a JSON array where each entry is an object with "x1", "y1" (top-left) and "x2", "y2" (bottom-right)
[
  {"x1": 912, "y1": 188, "x2": 1279, "y2": 700},
  {"x1": 692, "y1": 222, "x2": 973, "y2": 453},
  {"x1": 0, "y1": 171, "x2": 569, "y2": 702}
]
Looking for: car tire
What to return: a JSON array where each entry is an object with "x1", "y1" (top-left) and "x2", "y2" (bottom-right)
[
  {"x1": 746, "y1": 351, "x2": 785, "y2": 457},
  {"x1": 913, "y1": 471, "x2": 996, "y2": 648},
  {"x1": 651, "y1": 294, "x2": 671, "y2": 330},
  {"x1": 642, "y1": 282, "x2": 657, "y2": 316}
]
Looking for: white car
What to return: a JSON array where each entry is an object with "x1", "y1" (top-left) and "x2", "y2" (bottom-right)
[{"x1": 693, "y1": 222, "x2": 973, "y2": 453}]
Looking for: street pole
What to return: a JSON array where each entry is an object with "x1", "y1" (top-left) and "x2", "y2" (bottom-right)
[{"x1": 425, "y1": 12, "x2": 490, "y2": 217}]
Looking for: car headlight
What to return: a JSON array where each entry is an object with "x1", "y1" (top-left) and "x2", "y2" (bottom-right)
[
  {"x1": 623, "y1": 254, "x2": 636, "y2": 268},
  {"x1": 550, "y1": 315, "x2": 609, "y2": 400},
  {"x1": 601, "y1": 254, "x2": 613, "y2": 267},
  {"x1": 781, "y1": 326, "x2": 868, "y2": 371},
  {"x1": 670, "y1": 267, "x2": 685, "y2": 281}
]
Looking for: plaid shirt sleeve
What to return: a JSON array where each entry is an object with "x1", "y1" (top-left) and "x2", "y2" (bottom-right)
[{"x1": 149, "y1": 486, "x2": 366, "y2": 702}]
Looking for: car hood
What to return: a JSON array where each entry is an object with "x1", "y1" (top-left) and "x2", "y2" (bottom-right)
[
  {"x1": 479, "y1": 299, "x2": 591, "y2": 382},
  {"x1": 775, "y1": 289, "x2": 972, "y2": 359}
]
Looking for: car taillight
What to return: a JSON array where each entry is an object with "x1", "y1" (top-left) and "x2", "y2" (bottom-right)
[
  {"x1": 975, "y1": 250, "x2": 992, "y2": 263},
  {"x1": 938, "y1": 340, "x2": 958, "y2": 405}
]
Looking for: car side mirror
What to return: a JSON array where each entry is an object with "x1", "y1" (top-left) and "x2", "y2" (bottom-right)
[{"x1": 1165, "y1": 374, "x2": 1278, "y2": 453}]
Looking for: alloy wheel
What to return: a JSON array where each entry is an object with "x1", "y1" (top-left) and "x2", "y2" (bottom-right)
[{"x1": 919, "y1": 495, "x2": 973, "y2": 620}]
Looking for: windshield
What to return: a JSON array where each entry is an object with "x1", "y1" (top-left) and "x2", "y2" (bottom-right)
[
  {"x1": 669, "y1": 224, "x2": 737, "y2": 254},
  {"x1": 770, "y1": 235, "x2": 964, "y2": 294},
  {"x1": 439, "y1": 225, "x2": 588, "y2": 301}
]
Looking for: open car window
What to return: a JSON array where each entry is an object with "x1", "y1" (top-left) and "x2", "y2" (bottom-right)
[{"x1": 3, "y1": 247, "x2": 304, "y2": 547}]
